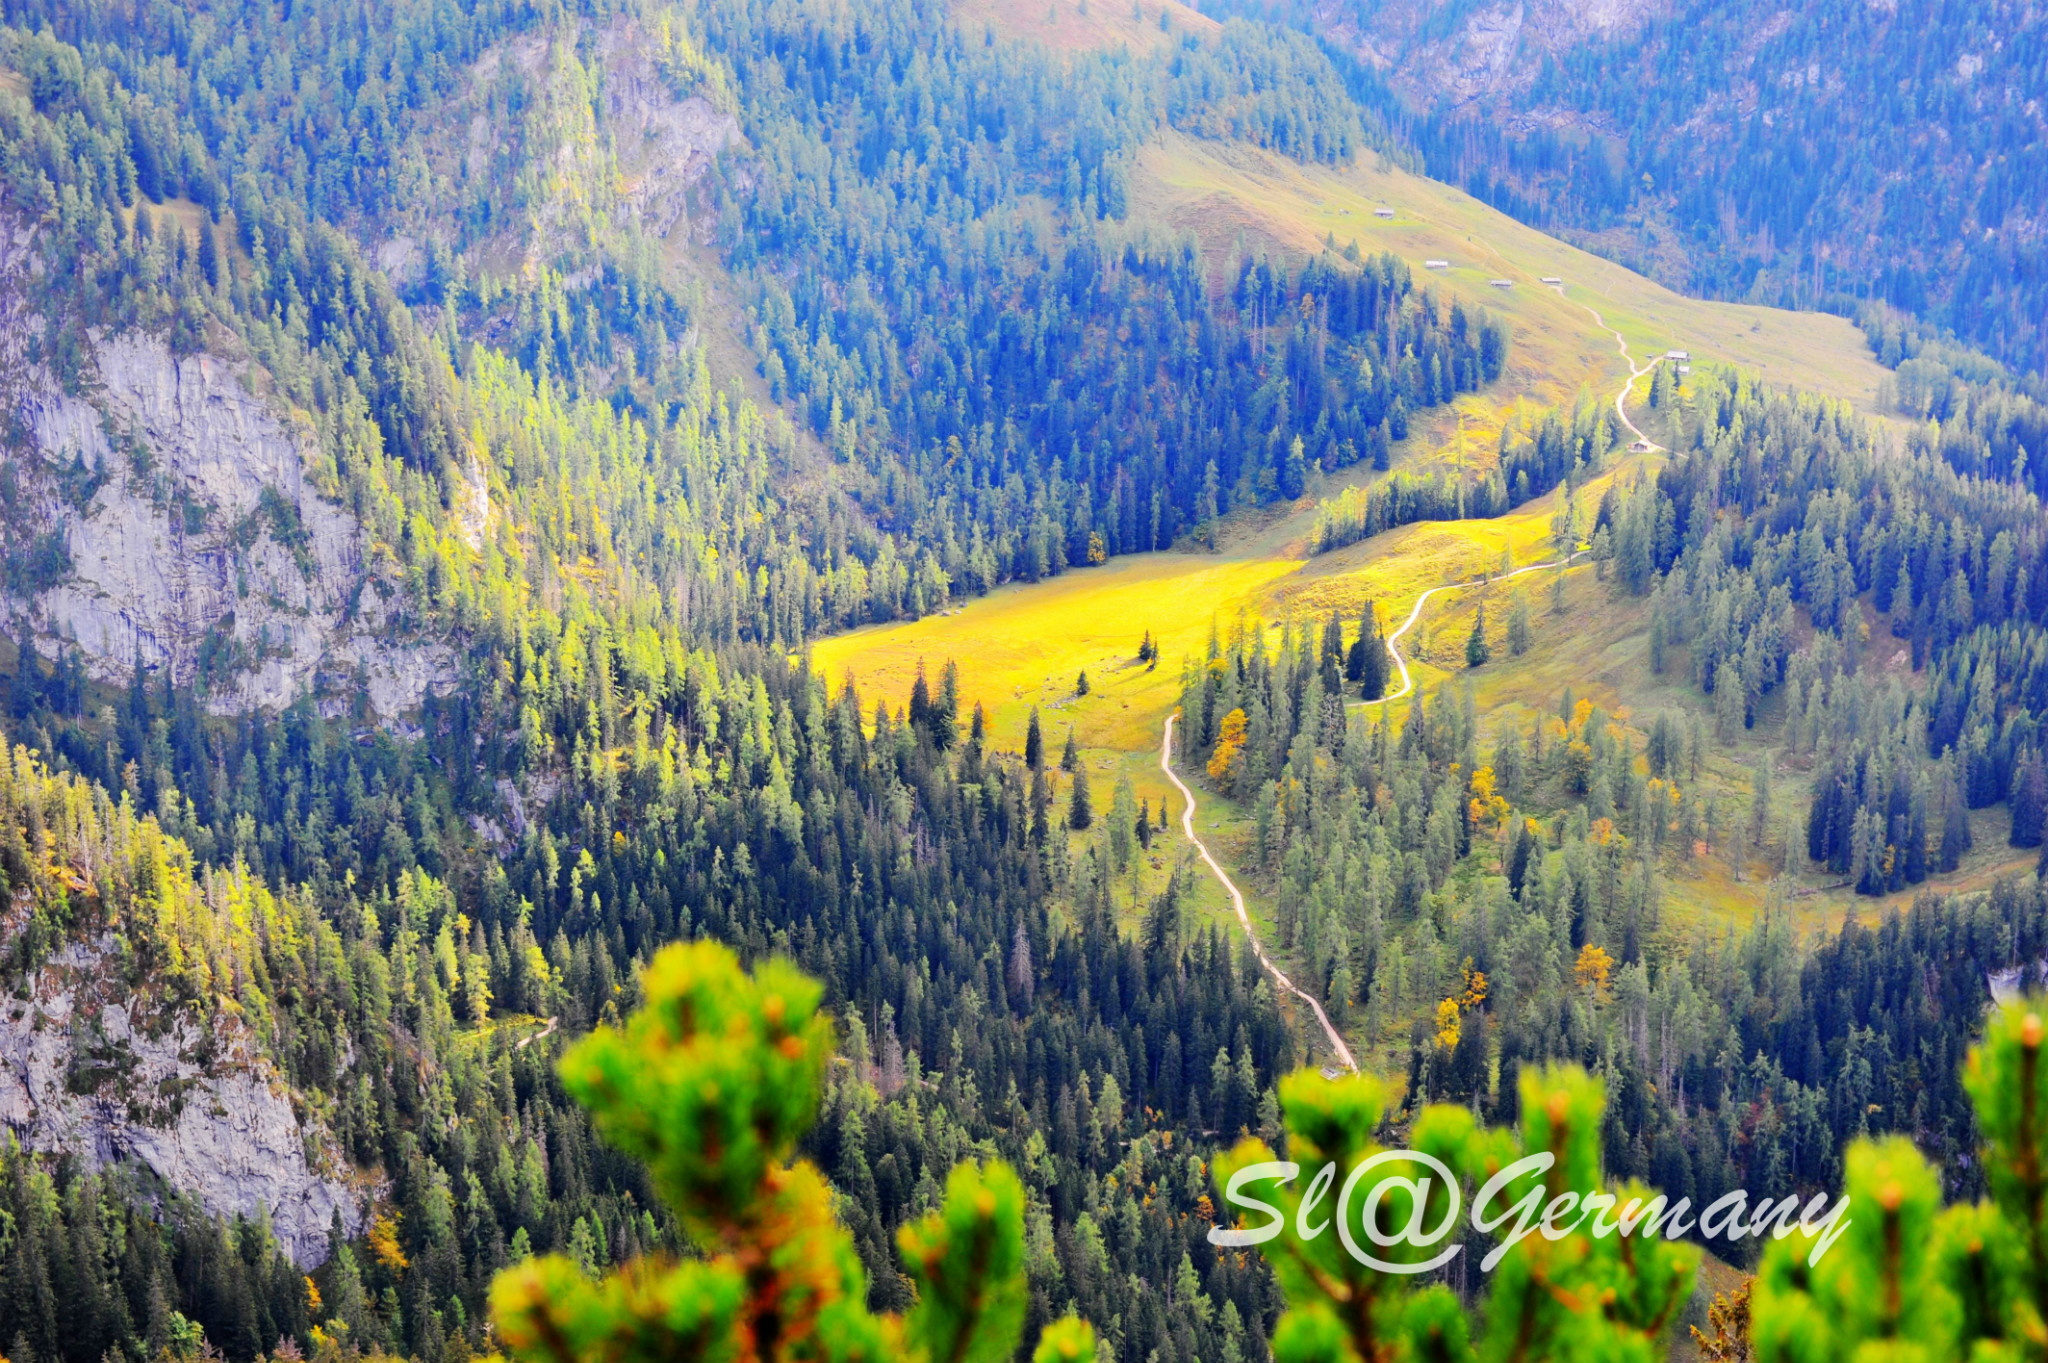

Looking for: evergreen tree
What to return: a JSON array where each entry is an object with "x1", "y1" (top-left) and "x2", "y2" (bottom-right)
[
  {"x1": 490, "y1": 942, "x2": 1096, "y2": 1363},
  {"x1": 1751, "y1": 760, "x2": 1773, "y2": 850},
  {"x1": 1507, "y1": 590, "x2": 1532, "y2": 655},
  {"x1": 1067, "y1": 768, "x2": 1093, "y2": 831},
  {"x1": 1465, "y1": 602, "x2": 1491, "y2": 668},
  {"x1": 1108, "y1": 778, "x2": 1136, "y2": 869}
]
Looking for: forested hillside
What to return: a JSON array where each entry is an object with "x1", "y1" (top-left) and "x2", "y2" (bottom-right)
[
  {"x1": 1182, "y1": 355, "x2": 2048, "y2": 1242},
  {"x1": 0, "y1": 2, "x2": 2044, "y2": 1363},
  {"x1": 0, "y1": 2, "x2": 1505, "y2": 1360},
  {"x1": 1204, "y1": 0, "x2": 2048, "y2": 380}
]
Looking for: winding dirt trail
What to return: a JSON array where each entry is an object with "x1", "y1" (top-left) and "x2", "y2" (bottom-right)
[
  {"x1": 1359, "y1": 552, "x2": 1581, "y2": 709},
  {"x1": 1161, "y1": 714, "x2": 1357, "y2": 1072},
  {"x1": 1354, "y1": 267, "x2": 1656, "y2": 710},
  {"x1": 1451, "y1": 215, "x2": 1666, "y2": 451},
  {"x1": 1158, "y1": 226, "x2": 1661, "y2": 1071},
  {"x1": 1560, "y1": 290, "x2": 1663, "y2": 452}
]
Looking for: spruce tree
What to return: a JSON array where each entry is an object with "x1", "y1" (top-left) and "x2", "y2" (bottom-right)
[
  {"x1": 909, "y1": 661, "x2": 933, "y2": 736},
  {"x1": 1465, "y1": 602, "x2": 1491, "y2": 667},
  {"x1": 933, "y1": 660, "x2": 960, "y2": 750},
  {"x1": 1507, "y1": 590, "x2": 1531, "y2": 655},
  {"x1": 1352, "y1": 605, "x2": 1391, "y2": 700},
  {"x1": 1067, "y1": 768, "x2": 1092, "y2": 830}
]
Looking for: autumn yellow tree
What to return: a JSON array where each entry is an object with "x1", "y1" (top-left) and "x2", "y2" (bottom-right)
[
  {"x1": 1467, "y1": 764, "x2": 1509, "y2": 830},
  {"x1": 1207, "y1": 708, "x2": 1248, "y2": 792},
  {"x1": 1575, "y1": 943, "x2": 1614, "y2": 996}
]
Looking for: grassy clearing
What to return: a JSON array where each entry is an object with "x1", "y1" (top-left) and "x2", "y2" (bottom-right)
[
  {"x1": 811, "y1": 502, "x2": 2039, "y2": 1079},
  {"x1": 809, "y1": 64, "x2": 1979, "y2": 1065},
  {"x1": 1124, "y1": 135, "x2": 1889, "y2": 459},
  {"x1": 812, "y1": 550, "x2": 1291, "y2": 755}
]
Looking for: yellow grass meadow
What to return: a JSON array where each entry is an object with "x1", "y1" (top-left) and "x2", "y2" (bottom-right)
[{"x1": 804, "y1": 75, "x2": 1986, "y2": 1073}]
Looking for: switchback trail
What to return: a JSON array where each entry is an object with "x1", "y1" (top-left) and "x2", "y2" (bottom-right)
[
  {"x1": 1157, "y1": 220, "x2": 1653, "y2": 1073},
  {"x1": 1555, "y1": 287, "x2": 1662, "y2": 452},
  {"x1": 1161, "y1": 713, "x2": 1357, "y2": 1072},
  {"x1": 1356, "y1": 552, "x2": 1581, "y2": 709}
]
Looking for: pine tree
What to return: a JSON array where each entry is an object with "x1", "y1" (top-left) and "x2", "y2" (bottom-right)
[
  {"x1": 51, "y1": 910, "x2": 2019, "y2": 1363},
  {"x1": 1007, "y1": 923, "x2": 1034, "y2": 1006},
  {"x1": 196, "y1": 222, "x2": 221, "y2": 289},
  {"x1": 1060, "y1": 728, "x2": 1079, "y2": 772},
  {"x1": 1465, "y1": 602, "x2": 1491, "y2": 668},
  {"x1": 909, "y1": 661, "x2": 933, "y2": 736},
  {"x1": 1218, "y1": 1065, "x2": 1696, "y2": 1363},
  {"x1": 1714, "y1": 661, "x2": 1745, "y2": 741},
  {"x1": 1352, "y1": 606, "x2": 1390, "y2": 700},
  {"x1": 1025, "y1": 708, "x2": 1043, "y2": 771},
  {"x1": 1108, "y1": 777, "x2": 1136, "y2": 869},
  {"x1": 1280, "y1": 434, "x2": 1307, "y2": 499},
  {"x1": 934, "y1": 661, "x2": 960, "y2": 751},
  {"x1": 1751, "y1": 759, "x2": 1773, "y2": 849},
  {"x1": 1067, "y1": 768, "x2": 1092, "y2": 830},
  {"x1": 490, "y1": 942, "x2": 1097, "y2": 1363},
  {"x1": 1507, "y1": 590, "x2": 1531, "y2": 655},
  {"x1": 2013, "y1": 749, "x2": 2048, "y2": 848}
]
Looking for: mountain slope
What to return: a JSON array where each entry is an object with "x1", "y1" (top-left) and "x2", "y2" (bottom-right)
[{"x1": 1207, "y1": 0, "x2": 2048, "y2": 378}]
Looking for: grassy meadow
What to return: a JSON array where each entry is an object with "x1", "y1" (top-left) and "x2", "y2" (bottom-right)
[
  {"x1": 807, "y1": 35, "x2": 1988, "y2": 1076},
  {"x1": 1124, "y1": 134, "x2": 1892, "y2": 480}
]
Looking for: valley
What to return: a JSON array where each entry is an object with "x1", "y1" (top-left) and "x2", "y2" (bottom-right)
[
  {"x1": 812, "y1": 108, "x2": 2032, "y2": 1086},
  {"x1": 0, "y1": 4, "x2": 2042, "y2": 1363}
]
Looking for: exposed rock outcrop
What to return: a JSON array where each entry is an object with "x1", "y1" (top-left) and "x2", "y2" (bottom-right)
[
  {"x1": 0, "y1": 215, "x2": 456, "y2": 715},
  {"x1": 0, "y1": 936, "x2": 365, "y2": 1267},
  {"x1": 1314, "y1": 0, "x2": 1664, "y2": 109},
  {"x1": 597, "y1": 22, "x2": 742, "y2": 241}
]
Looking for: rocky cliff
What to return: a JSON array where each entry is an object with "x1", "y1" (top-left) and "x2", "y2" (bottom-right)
[
  {"x1": 373, "y1": 14, "x2": 741, "y2": 292},
  {"x1": 1314, "y1": 0, "x2": 1665, "y2": 109},
  {"x1": 0, "y1": 215, "x2": 455, "y2": 716},
  {"x1": 0, "y1": 934, "x2": 366, "y2": 1267}
]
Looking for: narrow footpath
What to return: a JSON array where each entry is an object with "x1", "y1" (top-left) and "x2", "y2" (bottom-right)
[
  {"x1": 1362, "y1": 552, "x2": 1580, "y2": 708},
  {"x1": 1560, "y1": 289, "x2": 1664, "y2": 452},
  {"x1": 1161, "y1": 714, "x2": 1358, "y2": 1072},
  {"x1": 1161, "y1": 224, "x2": 1665, "y2": 1071}
]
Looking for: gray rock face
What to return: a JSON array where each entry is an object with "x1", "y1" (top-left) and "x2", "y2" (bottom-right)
[
  {"x1": 597, "y1": 22, "x2": 742, "y2": 241},
  {"x1": 0, "y1": 937, "x2": 365, "y2": 1267},
  {"x1": 1313, "y1": 0, "x2": 1664, "y2": 108},
  {"x1": 0, "y1": 213, "x2": 455, "y2": 715}
]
